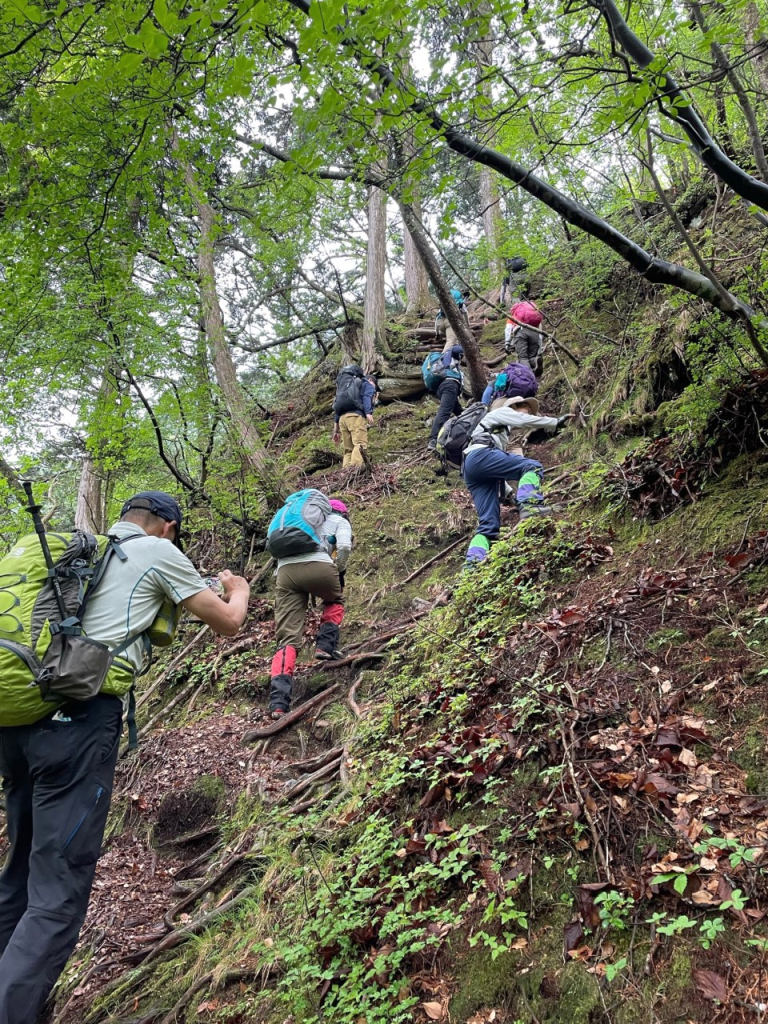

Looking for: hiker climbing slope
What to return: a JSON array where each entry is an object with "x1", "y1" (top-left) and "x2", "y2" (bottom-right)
[
  {"x1": 332, "y1": 365, "x2": 379, "y2": 468},
  {"x1": 500, "y1": 255, "x2": 529, "y2": 306},
  {"x1": 266, "y1": 491, "x2": 351, "y2": 717},
  {"x1": 423, "y1": 345, "x2": 465, "y2": 453},
  {"x1": 463, "y1": 398, "x2": 572, "y2": 564},
  {"x1": 0, "y1": 492, "x2": 250, "y2": 1024},
  {"x1": 435, "y1": 288, "x2": 470, "y2": 349},
  {"x1": 505, "y1": 301, "x2": 545, "y2": 377}
]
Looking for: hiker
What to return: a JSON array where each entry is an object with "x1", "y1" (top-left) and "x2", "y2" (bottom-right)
[
  {"x1": 332, "y1": 365, "x2": 378, "y2": 468},
  {"x1": 505, "y1": 301, "x2": 544, "y2": 377},
  {"x1": 481, "y1": 362, "x2": 538, "y2": 408},
  {"x1": 435, "y1": 287, "x2": 470, "y2": 349},
  {"x1": 500, "y1": 255, "x2": 529, "y2": 306},
  {"x1": 267, "y1": 492, "x2": 352, "y2": 717},
  {"x1": 423, "y1": 344, "x2": 465, "y2": 452},
  {"x1": 0, "y1": 492, "x2": 250, "y2": 1024},
  {"x1": 463, "y1": 399, "x2": 572, "y2": 564}
]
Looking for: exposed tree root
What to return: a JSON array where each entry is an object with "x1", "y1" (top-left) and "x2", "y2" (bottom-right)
[{"x1": 241, "y1": 684, "x2": 343, "y2": 743}]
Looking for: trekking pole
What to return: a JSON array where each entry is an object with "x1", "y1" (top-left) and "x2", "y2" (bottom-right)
[{"x1": 21, "y1": 480, "x2": 68, "y2": 620}]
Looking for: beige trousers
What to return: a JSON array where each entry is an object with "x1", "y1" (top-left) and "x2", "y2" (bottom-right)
[{"x1": 339, "y1": 412, "x2": 368, "y2": 467}]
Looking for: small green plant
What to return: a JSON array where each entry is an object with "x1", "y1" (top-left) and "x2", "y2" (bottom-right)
[
  {"x1": 719, "y1": 888, "x2": 746, "y2": 911},
  {"x1": 605, "y1": 956, "x2": 628, "y2": 982},
  {"x1": 699, "y1": 917, "x2": 726, "y2": 949},
  {"x1": 594, "y1": 890, "x2": 635, "y2": 931}
]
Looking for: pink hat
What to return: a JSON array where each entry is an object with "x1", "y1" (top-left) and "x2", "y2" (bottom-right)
[
  {"x1": 510, "y1": 301, "x2": 543, "y2": 327},
  {"x1": 330, "y1": 499, "x2": 349, "y2": 515}
]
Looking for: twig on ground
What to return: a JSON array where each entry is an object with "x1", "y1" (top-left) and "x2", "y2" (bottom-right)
[
  {"x1": 280, "y1": 755, "x2": 342, "y2": 803},
  {"x1": 288, "y1": 786, "x2": 333, "y2": 814},
  {"x1": 367, "y1": 535, "x2": 468, "y2": 606},
  {"x1": 286, "y1": 746, "x2": 344, "y2": 773},
  {"x1": 317, "y1": 651, "x2": 386, "y2": 671},
  {"x1": 348, "y1": 675, "x2": 363, "y2": 718},
  {"x1": 163, "y1": 854, "x2": 248, "y2": 930},
  {"x1": 241, "y1": 685, "x2": 342, "y2": 743},
  {"x1": 141, "y1": 886, "x2": 257, "y2": 964},
  {"x1": 136, "y1": 625, "x2": 209, "y2": 710}
]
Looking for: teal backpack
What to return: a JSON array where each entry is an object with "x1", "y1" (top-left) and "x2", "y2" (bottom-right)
[{"x1": 266, "y1": 490, "x2": 332, "y2": 559}]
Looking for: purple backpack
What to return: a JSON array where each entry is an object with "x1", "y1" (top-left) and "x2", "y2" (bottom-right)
[{"x1": 492, "y1": 362, "x2": 538, "y2": 400}]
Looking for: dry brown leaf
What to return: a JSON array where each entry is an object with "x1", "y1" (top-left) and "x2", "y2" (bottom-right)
[
  {"x1": 693, "y1": 969, "x2": 727, "y2": 1003},
  {"x1": 422, "y1": 1001, "x2": 445, "y2": 1020}
]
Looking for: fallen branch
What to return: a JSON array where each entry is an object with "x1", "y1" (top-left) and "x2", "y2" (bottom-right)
[
  {"x1": 158, "y1": 824, "x2": 220, "y2": 847},
  {"x1": 348, "y1": 675, "x2": 363, "y2": 718},
  {"x1": 317, "y1": 651, "x2": 387, "y2": 671},
  {"x1": 280, "y1": 754, "x2": 342, "y2": 803},
  {"x1": 121, "y1": 677, "x2": 199, "y2": 756},
  {"x1": 158, "y1": 967, "x2": 266, "y2": 1024},
  {"x1": 367, "y1": 535, "x2": 468, "y2": 606},
  {"x1": 241, "y1": 685, "x2": 343, "y2": 743},
  {"x1": 136, "y1": 625, "x2": 210, "y2": 709},
  {"x1": 288, "y1": 786, "x2": 334, "y2": 814},
  {"x1": 163, "y1": 854, "x2": 248, "y2": 929},
  {"x1": 343, "y1": 609, "x2": 431, "y2": 654},
  {"x1": 286, "y1": 746, "x2": 344, "y2": 773},
  {"x1": 142, "y1": 886, "x2": 257, "y2": 964}
]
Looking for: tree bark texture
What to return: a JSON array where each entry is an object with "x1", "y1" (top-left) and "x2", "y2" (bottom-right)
[
  {"x1": 396, "y1": 198, "x2": 488, "y2": 398},
  {"x1": 74, "y1": 457, "x2": 105, "y2": 533},
  {"x1": 184, "y1": 161, "x2": 277, "y2": 501},
  {"x1": 474, "y1": 5, "x2": 505, "y2": 281},
  {"x1": 403, "y1": 197, "x2": 432, "y2": 315},
  {"x1": 361, "y1": 182, "x2": 388, "y2": 373}
]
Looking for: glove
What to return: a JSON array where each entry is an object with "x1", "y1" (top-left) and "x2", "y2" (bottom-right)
[
  {"x1": 556, "y1": 415, "x2": 574, "y2": 433},
  {"x1": 338, "y1": 571, "x2": 346, "y2": 592}
]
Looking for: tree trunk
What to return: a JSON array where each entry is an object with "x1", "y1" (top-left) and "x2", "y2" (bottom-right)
[
  {"x1": 479, "y1": 168, "x2": 504, "y2": 281},
  {"x1": 183, "y1": 160, "x2": 278, "y2": 503},
  {"x1": 403, "y1": 198, "x2": 432, "y2": 315},
  {"x1": 474, "y1": 2, "x2": 504, "y2": 281},
  {"x1": 361, "y1": 181, "x2": 388, "y2": 373},
  {"x1": 396, "y1": 197, "x2": 487, "y2": 398},
  {"x1": 744, "y1": 3, "x2": 768, "y2": 99},
  {"x1": 75, "y1": 457, "x2": 105, "y2": 533}
]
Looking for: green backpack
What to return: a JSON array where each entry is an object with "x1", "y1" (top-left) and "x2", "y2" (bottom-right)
[{"x1": 0, "y1": 530, "x2": 151, "y2": 727}]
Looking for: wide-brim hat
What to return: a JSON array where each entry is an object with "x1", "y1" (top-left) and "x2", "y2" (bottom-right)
[{"x1": 505, "y1": 394, "x2": 539, "y2": 415}]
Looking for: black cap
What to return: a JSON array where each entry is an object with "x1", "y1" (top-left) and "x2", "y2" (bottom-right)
[
  {"x1": 451, "y1": 345, "x2": 464, "y2": 360},
  {"x1": 121, "y1": 491, "x2": 183, "y2": 549}
]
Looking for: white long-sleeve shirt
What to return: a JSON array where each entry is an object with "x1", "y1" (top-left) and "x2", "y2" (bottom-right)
[
  {"x1": 276, "y1": 512, "x2": 353, "y2": 572},
  {"x1": 466, "y1": 404, "x2": 559, "y2": 454}
]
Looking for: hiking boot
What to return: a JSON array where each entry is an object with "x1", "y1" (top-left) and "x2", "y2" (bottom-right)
[
  {"x1": 270, "y1": 708, "x2": 286, "y2": 720},
  {"x1": 426, "y1": 439, "x2": 437, "y2": 452},
  {"x1": 315, "y1": 647, "x2": 344, "y2": 661},
  {"x1": 517, "y1": 501, "x2": 552, "y2": 521}
]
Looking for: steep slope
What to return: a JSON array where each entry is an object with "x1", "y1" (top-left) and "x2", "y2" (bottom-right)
[{"x1": 43, "y1": 210, "x2": 768, "y2": 1024}]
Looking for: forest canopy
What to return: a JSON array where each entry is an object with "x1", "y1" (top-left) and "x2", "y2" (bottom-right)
[{"x1": 2, "y1": 0, "x2": 768, "y2": 533}]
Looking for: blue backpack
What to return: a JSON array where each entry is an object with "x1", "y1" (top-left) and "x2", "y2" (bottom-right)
[
  {"x1": 422, "y1": 352, "x2": 461, "y2": 393},
  {"x1": 266, "y1": 490, "x2": 332, "y2": 559}
]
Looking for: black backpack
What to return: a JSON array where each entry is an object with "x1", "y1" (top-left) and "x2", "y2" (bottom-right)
[
  {"x1": 435, "y1": 402, "x2": 489, "y2": 469},
  {"x1": 333, "y1": 365, "x2": 365, "y2": 417}
]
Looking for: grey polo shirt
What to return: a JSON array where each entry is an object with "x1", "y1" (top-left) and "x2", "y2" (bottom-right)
[{"x1": 81, "y1": 522, "x2": 207, "y2": 673}]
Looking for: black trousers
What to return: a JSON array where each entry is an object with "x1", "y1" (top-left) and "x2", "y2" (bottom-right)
[
  {"x1": 0, "y1": 695, "x2": 122, "y2": 1024},
  {"x1": 429, "y1": 378, "x2": 462, "y2": 442}
]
